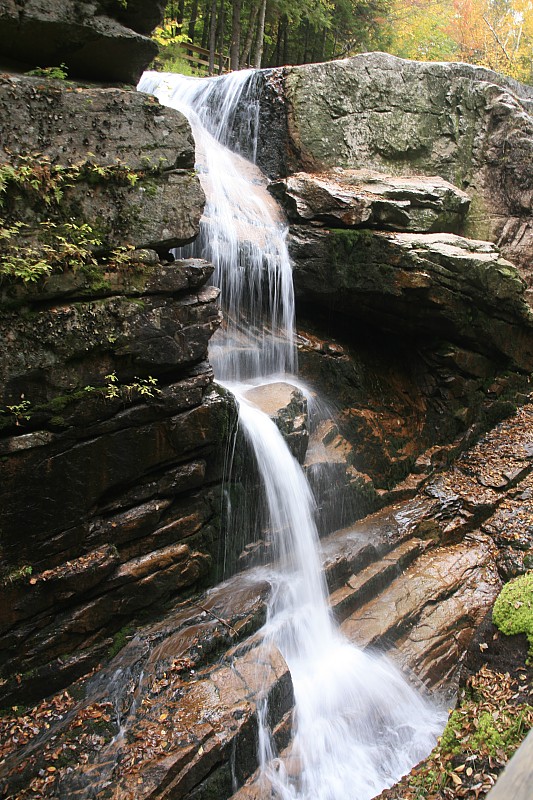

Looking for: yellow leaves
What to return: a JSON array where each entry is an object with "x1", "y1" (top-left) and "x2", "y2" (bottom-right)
[{"x1": 389, "y1": 0, "x2": 533, "y2": 83}]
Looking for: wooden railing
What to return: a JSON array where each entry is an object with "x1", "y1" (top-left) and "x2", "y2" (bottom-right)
[
  {"x1": 485, "y1": 729, "x2": 533, "y2": 800},
  {"x1": 178, "y1": 42, "x2": 230, "y2": 75}
]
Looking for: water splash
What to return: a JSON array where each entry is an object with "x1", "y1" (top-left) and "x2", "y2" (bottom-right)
[{"x1": 138, "y1": 69, "x2": 446, "y2": 799}]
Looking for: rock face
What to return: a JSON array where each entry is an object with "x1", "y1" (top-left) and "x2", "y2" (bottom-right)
[
  {"x1": 0, "y1": 0, "x2": 164, "y2": 84},
  {"x1": 0, "y1": 573, "x2": 293, "y2": 800},
  {"x1": 0, "y1": 74, "x2": 236, "y2": 704},
  {"x1": 245, "y1": 56, "x2": 533, "y2": 511},
  {"x1": 0, "y1": 74, "x2": 203, "y2": 259},
  {"x1": 259, "y1": 54, "x2": 533, "y2": 290},
  {"x1": 2, "y1": 51, "x2": 533, "y2": 800},
  {"x1": 0, "y1": 259, "x2": 236, "y2": 705},
  {"x1": 243, "y1": 382, "x2": 309, "y2": 462}
]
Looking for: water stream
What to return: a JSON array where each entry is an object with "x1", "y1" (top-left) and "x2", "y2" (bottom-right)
[{"x1": 138, "y1": 69, "x2": 446, "y2": 800}]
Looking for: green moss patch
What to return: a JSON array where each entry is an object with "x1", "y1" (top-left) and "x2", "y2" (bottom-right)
[{"x1": 493, "y1": 572, "x2": 533, "y2": 659}]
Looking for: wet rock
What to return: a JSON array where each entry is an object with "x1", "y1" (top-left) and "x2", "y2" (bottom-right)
[
  {"x1": 244, "y1": 382, "x2": 309, "y2": 462},
  {"x1": 0, "y1": 385, "x2": 236, "y2": 698},
  {"x1": 270, "y1": 170, "x2": 470, "y2": 233},
  {"x1": 482, "y1": 471, "x2": 533, "y2": 579},
  {"x1": 342, "y1": 533, "x2": 501, "y2": 690},
  {"x1": 0, "y1": 261, "x2": 219, "y2": 407},
  {"x1": 291, "y1": 228, "x2": 533, "y2": 370},
  {"x1": 0, "y1": 0, "x2": 163, "y2": 84},
  {"x1": 3, "y1": 397, "x2": 533, "y2": 793},
  {"x1": 0, "y1": 572, "x2": 289, "y2": 798},
  {"x1": 296, "y1": 324, "x2": 532, "y2": 531},
  {"x1": 398, "y1": 403, "x2": 533, "y2": 547},
  {"x1": 0, "y1": 250, "x2": 235, "y2": 704}
]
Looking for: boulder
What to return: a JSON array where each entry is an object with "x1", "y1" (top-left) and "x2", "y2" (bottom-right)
[
  {"x1": 243, "y1": 382, "x2": 309, "y2": 462},
  {"x1": 0, "y1": 0, "x2": 163, "y2": 84},
  {"x1": 270, "y1": 170, "x2": 470, "y2": 233},
  {"x1": 260, "y1": 54, "x2": 533, "y2": 288}
]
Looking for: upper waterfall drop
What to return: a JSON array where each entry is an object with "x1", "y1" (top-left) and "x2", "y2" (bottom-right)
[
  {"x1": 137, "y1": 68, "x2": 447, "y2": 800},
  {"x1": 138, "y1": 70, "x2": 296, "y2": 383}
]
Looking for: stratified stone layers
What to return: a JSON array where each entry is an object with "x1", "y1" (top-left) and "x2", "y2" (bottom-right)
[{"x1": 0, "y1": 76, "x2": 235, "y2": 703}]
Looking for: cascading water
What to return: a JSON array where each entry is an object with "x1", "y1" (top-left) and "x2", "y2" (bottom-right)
[
  {"x1": 138, "y1": 69, "x2": 446, "y2": 799},
  {"x1": 139, "y1": 70, "x2": 295, "y2": 382}
]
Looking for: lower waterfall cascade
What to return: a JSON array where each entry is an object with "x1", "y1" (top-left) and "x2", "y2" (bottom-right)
[{"x1": 137, "y1": 68, "x2": 447, "y2": 800}]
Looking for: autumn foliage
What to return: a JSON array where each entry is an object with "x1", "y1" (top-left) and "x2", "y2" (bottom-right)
[{"x1": 388, "y1": 0, "x2": 533, "y2": 83}]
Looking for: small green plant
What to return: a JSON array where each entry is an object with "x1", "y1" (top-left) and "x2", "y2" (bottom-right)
[
  {"x1": 0, "y1": 400, "x2": 32, "y2": 424},
  {"x1": 104, "y1": 372, "x2": 120, "y2": 399},
  {"x1": 493, "y1": 572, "x2": 533, "y2": 659},
  {"x1": 0, "y1": 218, "x2": 101, "y2": 283},
  {"x1": 108, "y1": 624, "x2": 134, "y2": 659},
  {"x1": 0, "y1": 155, "x2": 145, "y2": 212},
  {"x1": 26, "y1": 63, "x2": 69, "y2": 80},
  {"x1": 104, "y1": 372, "x2": 162, "y2": 401},
  {"x1": 1, "y1": 565, "x2": 33, "y2": 586}
]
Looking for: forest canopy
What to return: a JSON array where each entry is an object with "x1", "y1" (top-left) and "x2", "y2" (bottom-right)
[{"x1": 153, "y1": 0, "x2": 533, "y2": 84}]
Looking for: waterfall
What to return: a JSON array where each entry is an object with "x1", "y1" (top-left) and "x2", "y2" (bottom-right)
[
  {"x1": 139, "y1": 70, "x2": 295, "y2": 382},
  {"x1": 137, "y1": 69, "x2": 446, "y2": 800}
]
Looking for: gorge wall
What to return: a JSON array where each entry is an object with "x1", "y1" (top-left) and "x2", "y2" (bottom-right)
[{"x1": 0, "y1": 72, "x2": 238, "y2": 704}]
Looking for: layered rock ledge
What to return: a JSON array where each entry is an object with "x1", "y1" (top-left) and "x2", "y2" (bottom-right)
[
  {"x1": 257, "y1": 54, "x2": 533, "y2": 290},
  {"x1": 0, "y1": 74, "x2": 235, "y2": 703},
  {"x1": 3, "y1": 398, "x2": 532, "y2": 799},
  {"x1": 291, "y1": 228, "x2": 533, "y2": 369},
  {"x1": 270, "y1": 170, "x2": 471, "y2": 233}
]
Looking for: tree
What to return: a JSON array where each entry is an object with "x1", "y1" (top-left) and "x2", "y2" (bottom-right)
[
  {"x1": 230, "y1": 0, "x2": 242, "y2": 70},
  {"x1": 388, "y1": 0, "x2": 533, "y2": 84}
]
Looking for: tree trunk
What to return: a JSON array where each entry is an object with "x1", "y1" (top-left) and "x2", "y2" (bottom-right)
[
  {"x1": 272, "y1": 16, "x2": 283, "y2": 66},
  {"x1": 240, "y1": 0, "x2": 260, "y2": 68},
  {"x1": 230, "y1": 0, "x2": 242, "y2": 71},
  {"x1": 177, "y1": 0, "x2": 185, "y2": 26},
  {"x1": 320, "y1": 26, "x2": 327, "y2": 61},
  {"x1": 253, "y1": 0, "x2": 267, "y2": 68},
  {"x1": 304, "y1": 19, "x2": 312, "y2": 63},
  {"x1": 217, "y1": 0, "x2": 226, "y2": 73},
  {"x1": 188, "y1": 0, "x2": 199, "y2": 43},
  {"x1": 282, "y1": 15, "x2": 288, "y2": 64},
  {"x1": 208, "y1": 0, "x2": 217, "y2": 74},
  {"x1": 201, "y1": 0, "x2": 211, "y2": 49}
]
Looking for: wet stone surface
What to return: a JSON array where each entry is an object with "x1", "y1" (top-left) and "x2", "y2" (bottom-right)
[{"x1": 2, "y1": 402, "x2": 533, "y2": 798}]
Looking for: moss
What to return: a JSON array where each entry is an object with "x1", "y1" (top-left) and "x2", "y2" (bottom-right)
[
  {"x1": 493, "y1": 572, "x2": 533, "y2": 659},
  {"x1": 437, "y1": 709, "x2": 463, "y2": 756},
  {"x1": 330, "y1": 228, "x2": 375, "y2": 257},
  {"x1": 108, "y1": 624, "x2": 135, "y2": 659},
  {"x1": 79, "y1": 263, "x2": 112, "y2": 294}
]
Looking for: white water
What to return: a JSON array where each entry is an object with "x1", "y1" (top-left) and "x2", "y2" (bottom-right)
[
  {"x1": 139, "y1": 70, "x2": 295, "y2": 382},
  {"x1": 138, "y1": 69, "x2": 446, "y2": 799}
]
